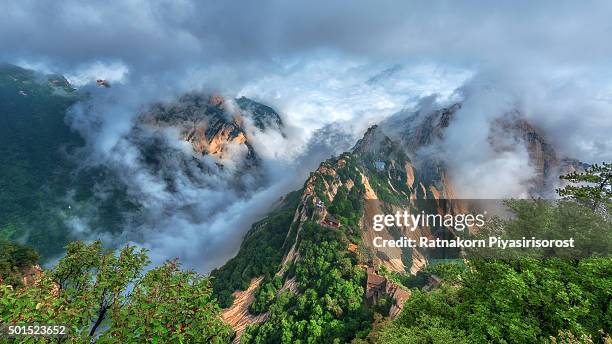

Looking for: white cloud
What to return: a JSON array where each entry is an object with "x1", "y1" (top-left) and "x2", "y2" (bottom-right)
[
  {"x1": 65, "y1": 61, "x2": 129, "y2": 86},
  {"x1": 238, "y1": 56, "x2": 471, "y2": 160}
]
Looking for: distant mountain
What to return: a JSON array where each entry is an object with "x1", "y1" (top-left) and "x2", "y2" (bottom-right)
[
  {"x1": 1, "y1": 64, "x2": 592, "y2": 343},
  {"x1": 235, "y1": 96, "x2": 283, "y2": 132},
  {"x1": 0, "y1": 64, "x2": 287, "y2": 261},
  {"x1": 382, "y1": 102, "x2": 586, "y2": 197},
  {"x1": 132, "y1": 93, "x2": 270, "y2": 194},
  {"x1": 141, "y1": 94, "x2": 282, "y2": 162}
]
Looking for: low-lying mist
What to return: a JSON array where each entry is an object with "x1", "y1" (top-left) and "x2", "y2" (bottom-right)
[{"x1": 59, "y1": 61, "x2": 466, "y2": 272}]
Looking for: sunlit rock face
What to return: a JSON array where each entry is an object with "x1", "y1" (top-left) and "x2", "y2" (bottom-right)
[
  {"x1": 132, "y1": 93, "x2": 286, "y2": 193},
  {"x1": 140, "y1": 94, "x2": 253, "y2": 163},
  {"x1": 212, "y1": 99, "x2": 592, "y2": 336},
  {"x1": 54, "y1": 92, "x2": 288, "y2": 260}
]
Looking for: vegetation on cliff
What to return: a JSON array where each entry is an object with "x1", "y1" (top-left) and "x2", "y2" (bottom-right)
[
  {"x1": 0, "y1": 65, "x2": 82, "y2": 258},
  {"x1": 0, "y1": 65, "x2": 137, "y2": 260},
  {"x1": 1, "y1": 64, "x2": 610, "y2": 343},
  {"x1": 0, "y1": 240, "x2": 39, "y2": 287},
  {"x1": 242, "y1": 222, "x2": 375, "y2": 343},
  {"x1": 211, "y1": 190, "x2": 302, "y2": 308}
]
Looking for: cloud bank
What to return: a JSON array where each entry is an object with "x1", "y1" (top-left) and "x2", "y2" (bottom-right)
[{"x1": 2, "y1": 1, "x2": 612, "y2": 271}]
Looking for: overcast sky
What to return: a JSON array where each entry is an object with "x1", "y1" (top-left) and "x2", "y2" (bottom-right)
[
  {"x1": 5, "y1": 0, "x2": 610, "y2": 158},
  {"x1": 3, "y1": 1, "x2": 612, "y2": 77}
]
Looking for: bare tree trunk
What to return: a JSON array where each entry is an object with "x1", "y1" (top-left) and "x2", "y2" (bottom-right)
[{"x1": 89, "y1": 306, "x2": 109, "y2": 337}]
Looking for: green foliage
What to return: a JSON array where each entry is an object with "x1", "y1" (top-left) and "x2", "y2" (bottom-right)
[
  {"x1": 472, "y1": 199, "x2": 612, "y2": 259},
  {"x1": 367, "y1": 166, "x2": 612, "y2": 343},
  {"x1": 369, "y1": 258, "x2": 612, "y2": 344},
  {"x1": 359, "y1": 151, "x2": 412, "y2": 206},
  {"x1": 311, "y1": 154, "x2": 366, "y2": 240},
  {"x1": 109, "y1": 260, "x2": 233, "y2": 343},
  {"x1": 329, "y1": 184, "x2": 364, "y2": 230},
  {"x1": 365, "y1": 317, "x2": 470, "y2": 344},
  {"x1": 550, "y1": 330, "x2": 612, "y2": 344},
  {"x1": 241, "y1": 222, "x2": 374, "y2": 343},
  {"x1": 211, "y1": 190, "x2": 301, "y2": 308},
  {"x1": 0, "y1": 240, "x2": 232, "y2": 343},
  {"x1": 0, "y1": 240, "x2": 39, "y2": 287},
  {"x1": 378, "y1": 265, "x2": 429, "y2": 290},
  {"x1": 425, "y1": 261, "x2": 465, "y2": 284},
  {"x1": 314, "y1": 175, "x2": 330, "y2": 205},
  {"x1": 377, "y1": 260, "x2": 465, "y2": 291},
  {"x1": 557, "y1": 162, "x2": 612, "y2": 211},
  {"x1": 0, "y1": 66, "x2": 139, "y2": 261},
  {"x1": 0, "y1": 66, "x2": 84, "y2": 259},
  {"x1": 249, "y1": 275, "x2": 283, "y2": 314}
]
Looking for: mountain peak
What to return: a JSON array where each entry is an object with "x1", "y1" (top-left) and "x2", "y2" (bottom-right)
[
  {"x1": 235, "y1": 96, "x2": 283, "y2": 131},
  {"x1": 352, "y1": 125, "x2": 401, "y2": 157}
]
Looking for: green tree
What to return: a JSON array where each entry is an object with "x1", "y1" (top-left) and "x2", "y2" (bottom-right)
[
  {"x1": 0, "y1": 240, "x2": 39, "y2": 287},
  {"x1": 242, "y1": 222, "x2": 373, "y2": 343},
  {"x1": 0, "y1": 241, "x2": 233, "y2": 343},
  {"x1": 368, "y1": 258, "x2": 612, "y2": 344},
  {"x1": 557, "y1": 162, "x2": 612, "y2": 211}
]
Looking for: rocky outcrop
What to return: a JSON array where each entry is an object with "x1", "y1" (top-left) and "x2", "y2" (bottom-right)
[
  {"x1": 20, "y1": 264, "x2": 43, "y2": 287},
  {"x1": 235, "y1": 96, "x2": 283, "y2": 132},
  {"x1": 491, "y1": 113, "x2": 589, "y2": 195},
  {"x1": 140, "y1": 93, "x2": 260, "y2": 164},
  {"x1": 364, "y1": 267, "x2": 411, "y2": 318},
  {"x1": 214, "y1": 124, "x2": 480, "y2": 335},
  {"x1": 139, "y1": 94, "x2": 285, "y2": 162},
  {"x1": 129, "y1": 93, "x2": 289, "y2": 198},
  {"x1": 0, "y1": 264, "x2": 43, "y2": 287},
  {"x1": 385, "y1": 102, "x2": 585, "y2": 197},
  {"x1": 221, "y1": 276, "x2": 269, "y2": 343},
  {"x1": 213, "y1": 97, "x2": 591, "y2": 339}
]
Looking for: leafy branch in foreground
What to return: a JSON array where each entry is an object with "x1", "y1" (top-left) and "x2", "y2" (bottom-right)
[{"x1": 0, "y1": 241, "x2": 233, "y2": 343}]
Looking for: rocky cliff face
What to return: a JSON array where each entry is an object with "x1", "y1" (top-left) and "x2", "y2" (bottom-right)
[
  {"x1": 385, "y1": 103, "x2": 461, "y2": 153},
  {"x1": 490, "y1": 112, "x2": 563, "y2": 195},
  {"x1": 385, "y1": 102, "x2": 585, "y2": 197},
  {"x1": 139, "y1": 93, "x2": 281, "y2": 165},
  {"x1": 0, "y1": 64, "x2": 289, "y2": 262},
  {"x1": 214, "y1": 125, "x2": 461, "y2": 340},
  {"x1": 213, "y1": 102, "x2": 588, "y2": 339},
  {"x1": 124, "y1": 93, "x2": 286, "y2": 198},
  {"x1": 235, "y1": 96, "x2": 283, "y2": 132}
]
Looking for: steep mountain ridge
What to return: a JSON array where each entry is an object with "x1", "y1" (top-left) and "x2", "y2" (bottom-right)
[
  {"x1": 212, "y1": 103, "x2": 585, "y2": 341},
  {"x1": 2, "y1": 64, "x2": 594, "y2": 343},
  {"x1": 0, "y1": 65, "x2": 84, "y2": 257},
  {"x1": 140, "y1": 94, "x2": 282, "y2": 163},
  {"x1": 212, "y1": 125, "x2": 461, "y2": 342}
]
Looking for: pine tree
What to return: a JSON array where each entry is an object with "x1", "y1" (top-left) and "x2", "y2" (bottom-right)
[{"x1": 557, "y1": 162, "x2": 612, "y2": 211}]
